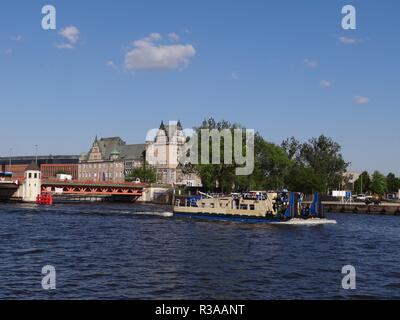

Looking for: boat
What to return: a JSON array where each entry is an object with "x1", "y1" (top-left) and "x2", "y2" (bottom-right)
[
  {"x1": 36, "y1": 193, "x2": 53, "y2": 205},
  {"x1": 0, "y1": 171, "x2": 13, "y2": 182},
  {"x1": 173, "y1": 191, "x2": 337, "y2": 225}
]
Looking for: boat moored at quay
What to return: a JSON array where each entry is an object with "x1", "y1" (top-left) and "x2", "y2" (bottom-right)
[{"x1": 173, "y1": 191, "x2": 337, "y2": 225}]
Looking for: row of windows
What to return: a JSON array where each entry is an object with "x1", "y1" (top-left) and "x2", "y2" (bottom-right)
[
  {"x1": 79, "y1": 172, "x2": 124, "y2": 179},
  {"x1": 201, "y1": 203, "x2": 255, "y2": 211},
  {"x1": 26, "y1": 172, "x2": 41, "y2": 179},
  {"x1": 80, "y1": 162, "x2": 124, "y2": 169}
]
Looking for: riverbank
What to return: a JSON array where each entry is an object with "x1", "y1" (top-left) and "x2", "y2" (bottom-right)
[{"x1": 323, "y1": 201, "x2": 400, "y2": 215}]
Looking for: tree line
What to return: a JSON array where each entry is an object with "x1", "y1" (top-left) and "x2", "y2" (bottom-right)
[
  {"x1": 189, "y1": 118, "x2": 349, "y2": 194},
  {"x1": 126, "y1": 118, "x2": 398, "y2": 196},
  {"x1": 354, "y1": 171, "x2": 400, "y2": 196}
]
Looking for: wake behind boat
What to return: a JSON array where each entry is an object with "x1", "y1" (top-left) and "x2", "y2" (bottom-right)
[{"x1": 173, "y1": 191, "x2": 337, "y2": 225}]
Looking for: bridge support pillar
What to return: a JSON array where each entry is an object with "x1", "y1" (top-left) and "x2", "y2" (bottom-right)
[{"x1": 22, "y1": 162, "x2": 42, "y2": 202}]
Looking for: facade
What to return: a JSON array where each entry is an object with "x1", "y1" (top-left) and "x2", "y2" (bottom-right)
[
  {"x1": 1, "y1": 163, "x2": 78, "y2": 180},
  {"x1": 0, "y1": 155, "x2": 79, "y2": 166},
  {"x1": 146, "y1": 121, "x2": 202, "y2": 186},
  {"x1": 145, "y1": 121, "x2": 185, "y2": 184},
  {"x1": 343, "y1": 171, "x2": 361, "y2": 191},
  {"x1": 41, "y1": 164, "x2": 78, "y2": 180},
  {"x1": 79, "y1": 137, "x2": 145, "y2": 182}
]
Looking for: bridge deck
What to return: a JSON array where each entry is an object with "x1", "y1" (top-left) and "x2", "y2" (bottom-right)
[{"x1": 41, "y1": 180, "x2": 147, "y2": 197}]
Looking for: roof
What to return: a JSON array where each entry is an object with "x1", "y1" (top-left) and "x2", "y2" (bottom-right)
[
  {"x1": 26, "y1": 161, "x2": 40, "y2": 171},
  {"x1": 158, "y1": 121, "x2": 183, "y2": 142},
  {"x1": 93, "y1": 137, "x2": 145, "y2": 161},
  {"x1": 119, "y1": 144, "x2": 145, "y2": 160}
]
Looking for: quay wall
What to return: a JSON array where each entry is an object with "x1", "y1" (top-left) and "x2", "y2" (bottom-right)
[{"x1": 324, "y1": 202, "x2": 400, "y2": 215}]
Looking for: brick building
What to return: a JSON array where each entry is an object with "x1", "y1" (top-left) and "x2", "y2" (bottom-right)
[
  {"x1": 79, "y1": 137, "x2": 145, "y2": 182},
  {"x1": 0, "y1": 163, "x2": 78, "y2": 180}
]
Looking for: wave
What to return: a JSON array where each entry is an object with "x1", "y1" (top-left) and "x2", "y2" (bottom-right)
[
  {"x1": 132, "y1": 211, "x2": 174, "y2": 218},
  {"x1": 271, "y1": 218, "x2": 337, "y2": 226},
  {"x1": 14, "y1": 248, "x2": 45, "y2": 255}
]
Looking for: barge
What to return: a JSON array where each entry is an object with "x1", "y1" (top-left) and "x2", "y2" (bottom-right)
[{"x1": 173, "y1": 191, "x2": 337, "y2": 225}]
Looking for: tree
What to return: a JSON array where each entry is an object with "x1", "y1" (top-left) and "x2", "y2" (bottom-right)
[
  {"x1": 386, "y1": 173, "x2": 400, "y2": 193},
  {"x1": 370, "y1": 171, "x2": 387, "y2": 196},
  {"x1": 126, "y1": 166, "x2": 157, "y2": 183},
  {"x1": 281, "y1": 137, "x2": 301, "y2": 161},
  {"x1": 354, "y1": 171, "x2": 371, "y2": 194},
  {"x1": 255, "y1": 135, "x2": 292, "y2": 190},
  {"x1": 190, "y1": 119, "x2": 294, "y2": 193},
  {"x1": 285, "y1": 165, "x2": 326, "y2": 194},
  {"x1": 297, "y1": 135, "x2": 349, "y2": 193}
]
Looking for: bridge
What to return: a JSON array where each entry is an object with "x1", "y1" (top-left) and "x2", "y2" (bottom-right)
[{"x1": 41, "y1": 180, "x2": 147, "y2": 198}]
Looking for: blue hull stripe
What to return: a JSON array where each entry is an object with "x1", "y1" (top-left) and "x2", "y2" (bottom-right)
[{"x1": 174, "y1": 212, "x2": 288, "y2": 224}]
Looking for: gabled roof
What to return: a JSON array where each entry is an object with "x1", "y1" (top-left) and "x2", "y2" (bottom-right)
[
  {"x1": 119, "y1": 144, "x2": 145, "y2": 160},
  {"x1": 26, "y1": 161, "x2": 40, "y2": 171},
  {"x1": 157, "y1": 121, "x2": 183, "y2": 142},
  {"x1": 91, "y1": 137, "x2": 145, "y2": 161}
]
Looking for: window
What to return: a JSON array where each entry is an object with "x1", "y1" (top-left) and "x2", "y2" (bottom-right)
[{"x1": 249, "y1": 204, "x2": 255, "y2": 210}]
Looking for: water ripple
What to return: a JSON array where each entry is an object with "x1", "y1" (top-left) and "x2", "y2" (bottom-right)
[{"x1": 1, "y1": 203, "x2": 400, "y2": 299}]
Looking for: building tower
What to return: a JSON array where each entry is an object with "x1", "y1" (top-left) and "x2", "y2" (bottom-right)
[{"x1": 22, "y1": 162, "x2": 42, "y2": 202}]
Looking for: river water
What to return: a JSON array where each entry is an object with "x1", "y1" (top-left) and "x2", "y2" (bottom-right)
[{"x1": 1, "y1": 202, "x2": 400, "y2": 299}]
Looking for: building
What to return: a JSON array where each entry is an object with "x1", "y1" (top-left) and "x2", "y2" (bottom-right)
[
  {"x1": 0, "y1": 155, "x2": 79, "y2": 166},
  {"x1": 146, "y1": 121, "x2": 202, "y2": 186},
  {"x1": 79, "y1": 137, "x2": 145, "y2": 182},
  {"x1": 41, "y1": 164, "x2": 78, "y2": 180},
  {"x1": 21, "y1": 162, "x2": 42, "y2": 202},
  {"x1": 1, "y1": 163, "x2": 79, "y2": 180},
  {"x1": 343, "y1": 171, "x2": 361, "y2": 191}
]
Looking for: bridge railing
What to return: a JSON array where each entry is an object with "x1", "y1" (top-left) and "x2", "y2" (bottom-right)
[{"x1": 42, "y1": 179, "x2": 148, "y2": 187}]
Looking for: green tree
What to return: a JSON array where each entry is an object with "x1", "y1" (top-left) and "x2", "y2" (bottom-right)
[
  {"x1": 191, "y1": 118, "x2": 246, "y2": 193},
  {"x1": 354, "y1": 171, "x2": 371, "y2": 194},
  {"x1": 126, "y1": 165, "x2": 157, "y2": 183},
  {"x1": 386, "y1": 173, "x2": 400, "y2": 193},
  {"x1": 285, "y1": 165, "x2": 326, "y2": 194},
  {"x1": 188, "y1": 119, "x2": 292, "y2": 193},
  {"x1": 255, "y1": 135, "x2": 292, "y2": 190},
  {"x1": 370, "y1": 171, "x2": 388, "y2": 196},
  {"x1": 297, "y1": 135, "x2": 349, "y2": 192},
  {"x1": 281, "y1": 136, "x2": 301, "y2": 161}
]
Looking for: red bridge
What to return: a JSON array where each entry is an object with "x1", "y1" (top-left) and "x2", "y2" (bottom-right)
[{"x1": 41, "y1": 180, "x2": 147, "y2": 198}]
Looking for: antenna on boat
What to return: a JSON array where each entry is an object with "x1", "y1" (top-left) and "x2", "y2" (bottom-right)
[{"x1": 198, "y1": 191, "x2": 214, "y2": 199}]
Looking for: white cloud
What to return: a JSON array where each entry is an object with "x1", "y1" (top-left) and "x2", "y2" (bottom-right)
[
  {"x1": 338, "y1": 36, "x2": 363, "y2": 45},
  {"x1": 124, "y1": 33, "x2": 196, "y2": 71},
  {"x1": 168, "y1": 32, "x2": 180, "y2": 42},
  {"x1": 57, "y1": 26, "x2": 80, "y2": 49},
  {"x1": 10, "y1": 35, "x2": 23, "y2": 41},
  {"x1": 106, "y1": 60, "x2": 118, "y2": 70},
  {"x1": 5, "y1": 48, "x2": 13, "y2": 55},
  {"x1": 55, "y1": 43, "x2": 74, "y2": 49},
  {"x1": 304, "y1": 59, "x2": 319, "y2": 68},
  {"x1": 60, "y1": 26, "x2": 80, "y2": 43},
  {"x1": 354, "y1": 96, "x2": 369, "y2": 105},
  {"x1": 231, "y1": 72, "x2": 239, "y2": 80},
  {"x1": 320, "y1": 80, "x2": 332, "y2": 88}
]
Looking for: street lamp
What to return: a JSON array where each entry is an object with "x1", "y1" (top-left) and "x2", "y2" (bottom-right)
[
  {"x1": 34, "y1": 145, "x2": 38, "y2": 165},
  {"x1": 9, "y1": 148, "x2": 12, "y2": 168}
]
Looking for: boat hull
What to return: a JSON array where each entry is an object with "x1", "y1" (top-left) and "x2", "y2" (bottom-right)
[{"x1": 173, "y1": 211, "x2": 336, "y2": 225}]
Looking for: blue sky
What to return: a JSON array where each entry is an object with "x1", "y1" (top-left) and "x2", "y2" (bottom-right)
[{"x1": 0, "y1": 0, "x2": 399, "y2": 174}]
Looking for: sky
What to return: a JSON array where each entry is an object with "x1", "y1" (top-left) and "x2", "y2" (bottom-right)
[{"x1": 0, "y1": 0, "x2": 399, "y2": 174}]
